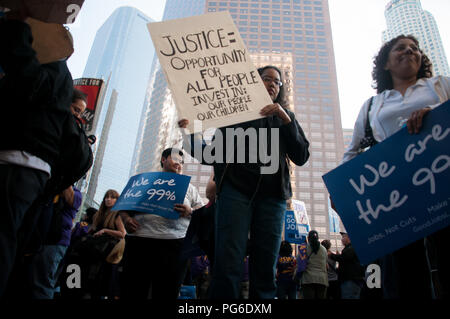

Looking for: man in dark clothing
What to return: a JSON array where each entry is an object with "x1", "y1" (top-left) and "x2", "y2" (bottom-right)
[
  {"x1": 0, "y1": 12, "x2": 74, "y2": 297},
  {"x1": 329, "y1": 232, "x2": 365, "y2": 299}
]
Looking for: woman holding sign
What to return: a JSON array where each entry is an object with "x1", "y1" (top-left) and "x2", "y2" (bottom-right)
[
  {"x1": 342, "y1": 35, "x2": 450, "y2": 298},
  {"x1": 179, "y1": 65, "x2": 310, "y2": 299}
]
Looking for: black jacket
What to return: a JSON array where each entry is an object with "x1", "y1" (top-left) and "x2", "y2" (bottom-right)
[
  {"x1": 187, "y1": 108, "x2": 310, "y2": 200},
  {"x1": 330, "y1": 243, "x2": 365, "y2": 282},
  {"x1": 0, "y1": 19, "x2": 73, "y2": 169}
]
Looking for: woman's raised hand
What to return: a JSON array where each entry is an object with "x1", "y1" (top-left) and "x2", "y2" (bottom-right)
[
  {"x1": 407, "y1": 107, "x2": 431, "y2": 134},
  {"x1": 260, "y1": 103, "x2": 291, "y2": 125}
]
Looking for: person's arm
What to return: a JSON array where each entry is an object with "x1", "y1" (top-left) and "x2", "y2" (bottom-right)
[
  {"x1": 0, "y1": 16, "x2": 63, "y2": 105},
  {"x1": 342, "y1": 99, "x2": 372, "y2": 164},
  {"x1": 178, "y1": 119, "x2": 215, "y2": 165},
  {"x1": 329, "y1": 251, "x2": 344, "y2": 263},
  {"x1": 61, "y1": 186, "x2": 75, "y2": 208},
  {"x1": 175, "y1": 184, "x2": 205, "y2": 218},
  {"x1": 279, "y1": 109, "x2": 310, "y2": 166},
  {"x1": 94, "y1": 214, "x2": 126, "y2": 239},
  {"x1": 119, "y1": 211, "x2": 139, "y2": 234}
]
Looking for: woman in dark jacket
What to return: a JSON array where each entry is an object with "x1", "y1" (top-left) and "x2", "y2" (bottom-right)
[{"x1": 179, "y1": 65, "x2": 310, "y2": 299}]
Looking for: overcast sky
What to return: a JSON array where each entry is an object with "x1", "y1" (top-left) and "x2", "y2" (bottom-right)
[{"x1": 67, "y1": 0, "x2": 450, "y2": 129}]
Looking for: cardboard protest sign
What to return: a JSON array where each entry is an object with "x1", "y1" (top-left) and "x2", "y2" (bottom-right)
[
  {"x1": 26, "y1": 17, "x2": 74, "y2": 64},
  {"x1": 323, "y1": 101, "x2": 450, "y2": 264},
  {"x1": 148, "y1": 11, "x2": 272, "y2": 133},
  {"x1": 73, "y1": 78, "x2": 104, "y2": 135},
  {"x1": 0, "y1": 0, "x2": 83, "y2": 24},
  {"x1": 285, "y1": 210, "x2": 310, "y2": 244},
  {"x1": 285, "y1": 200, "x2": 311, "y2": 244},
  {"x1": 113, "y1": 172, "x2": 191, "y2": 220}
]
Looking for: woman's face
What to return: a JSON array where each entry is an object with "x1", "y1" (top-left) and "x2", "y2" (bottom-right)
[
  {"x1": 260, "y1": 68, "x2": 282, "y2": 102},
  {"x1": 104, "y1": 195, "x2": 117, "y2": 208},
  {"x1": 384, "y1": 38, "x2": 422, "y2": 80}
]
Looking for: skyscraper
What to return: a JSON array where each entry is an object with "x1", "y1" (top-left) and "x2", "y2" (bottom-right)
[
  {"x1": 131, "y1": 0, "x2": 206, "y2": 177},
  {"x1": 383, "y1": 0, "x2": 450, "y2": 76},
  {"x1": 134, "y1": 0, "x2": 344, "y2": 240},
  {"x1": 82, "y1": 7, "x2": 155, "y2": 204}
]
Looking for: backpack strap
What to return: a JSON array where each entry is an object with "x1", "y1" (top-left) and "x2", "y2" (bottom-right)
[{"x1": 364, "y1": 97, "x2": 375, "y2": 141}]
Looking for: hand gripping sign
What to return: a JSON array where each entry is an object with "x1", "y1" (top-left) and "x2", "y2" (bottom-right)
[{"x1": 323, "y1": 101, "x2": 450, "y2": 264}]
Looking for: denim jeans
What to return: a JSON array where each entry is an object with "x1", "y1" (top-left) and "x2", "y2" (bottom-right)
[
  {"x1": 32, "y1": 245, "x2": 68, "y2": 299},
  {"x1": 341, "y1": 280, "x2": 362, "y2": 299},
  {"x1": 209, "y1": 181, "x2": 286, "y2": 299}
]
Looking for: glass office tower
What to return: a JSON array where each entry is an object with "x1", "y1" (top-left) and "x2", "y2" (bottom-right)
[
  {"x1": 383, "y1": 0, "x2": 449, "y2": 76},
  {"x1": 82, "y1": 7, "x2": 155, "y2": 204}
]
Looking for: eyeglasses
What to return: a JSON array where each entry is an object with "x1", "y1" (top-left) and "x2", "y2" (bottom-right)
[
  {"x1": 70, "y1": 104, "x2": 84, "y2": 116},
  {"x1": 262, "y1": 76, "x2": 283, "y2": 87}
]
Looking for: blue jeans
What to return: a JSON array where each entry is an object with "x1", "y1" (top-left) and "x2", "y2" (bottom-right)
[
  {"x1": 209, "y1": 182, "x2": 286, "y2": 299},
  {"x1": 341, "y1": 280, "x2": 362, "y2": 299},
  {"x1": 32, "y1": 245, "x2": 68, "y2": 299}
]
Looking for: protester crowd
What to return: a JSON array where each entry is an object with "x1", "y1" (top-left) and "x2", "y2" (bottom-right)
[{"x1": 1, "y1": 6, "x2": 449, "y2": 300}]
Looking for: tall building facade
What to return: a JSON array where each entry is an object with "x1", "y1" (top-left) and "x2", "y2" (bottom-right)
[
  {"x1": 382, "y1": 0, "x2": 450, "y2": 76},
  {"x1": 132, "y1": 0, "x2": 206, "y2": 176},
  {"x1": 83, "y1": 7, "x2": 155, "y2": 204},
  {"x1": 134, "y1": 0, "x2": 344, "y2": 240},
  {"x1": 342, "y1": 128, "x2": 353, "y2": 152}
]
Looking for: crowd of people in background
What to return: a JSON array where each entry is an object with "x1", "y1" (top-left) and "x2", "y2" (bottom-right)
[{"x1": 1, "y1": 6, "x2": 449, "y2": 300}]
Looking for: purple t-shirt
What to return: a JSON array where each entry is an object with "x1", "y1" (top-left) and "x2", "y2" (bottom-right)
[
  {"x1": 191, "y1": 255, "x2": 209, "y2": 278},
  {"x1": 276, "y1": 255, "x2": 297, "y2": 283},
  {"x1": 57, "y1": 187, "x2": 82, "y2": 247}
]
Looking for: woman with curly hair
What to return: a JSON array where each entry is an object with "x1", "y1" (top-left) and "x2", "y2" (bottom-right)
[
  {"x1": 342, "y1": 35, "x2": 450, "y2": 298},
  {"x1": 343, "y1": 34, "x2": 449, "y2": 162}
]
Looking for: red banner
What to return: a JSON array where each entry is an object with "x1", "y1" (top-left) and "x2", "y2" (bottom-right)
[{"x1": 73, "y1": 78, "x2": 104, "y2": 134}]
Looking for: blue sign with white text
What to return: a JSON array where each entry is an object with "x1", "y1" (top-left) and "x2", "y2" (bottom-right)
[
  {"x1": 112, "y1": 172, "x2": 191, "y2": 219},
  {"x1": 285, "y1": 210, "x2": 309, "y2": 244},
  {"x1": 323, "y1": 101, "x2": 450, "y2": 264}
]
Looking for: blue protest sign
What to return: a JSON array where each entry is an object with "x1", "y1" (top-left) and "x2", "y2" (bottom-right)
[
  {"x1": 113, "y1": 172, "x2": 191, "y2": 219},
  {"x1": 285, "y1": 210, "x2": 310, "y2": 244},
  {"x1": 323, "y1": 101, "x2": 450, "y2": 264},
  {"x1": 328, "y1": 199, "x2": 340, "y2": 234}
]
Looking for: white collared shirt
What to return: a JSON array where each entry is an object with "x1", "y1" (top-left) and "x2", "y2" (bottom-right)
[{"x1": 375, "y1": 79, "x2": 440, "y2": 138}]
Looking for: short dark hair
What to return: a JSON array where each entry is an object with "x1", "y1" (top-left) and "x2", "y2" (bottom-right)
[
  {"x1": 372, "y1": 35, "x2": 433, "y2": 94},
  {"x1": 321, "y1": 239, "x2": 331, "y2": 250},
  {"x1": 279, "y1": 240, "x2": 293, "y2": 257},
  {"x1": 257, "y1": 65, "x2": 288, "y2": 107},
  {"x1": 72, "y1": 88, "x2": 88, "y2": 104},
  {"x1": 84, "y1": 207, "x2": 97, "y2": 224},
  {"x1": 160, "y1": 147, "x2": 184, "y2": 168}
]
